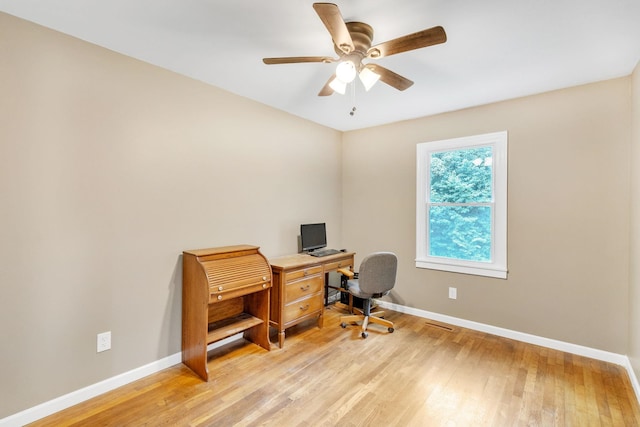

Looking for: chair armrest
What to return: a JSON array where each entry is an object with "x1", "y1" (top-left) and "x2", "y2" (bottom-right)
[{"x1": 337, "y1": 268, "x2": 354, "y2": 278}]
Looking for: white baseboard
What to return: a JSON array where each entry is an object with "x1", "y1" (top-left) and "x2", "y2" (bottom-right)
[
  {"x1": 4, "y1": 306, "x2": 640, "y2": 426},
  {"x1": 376, "y1": 300, "x2": 640, "y2": 404},
  {"x1": 0, "y1": 334, "x2": 242, "y2": 427},
  {"x1": 622, "y1": 357, "x2": 640, "y2": 405}
]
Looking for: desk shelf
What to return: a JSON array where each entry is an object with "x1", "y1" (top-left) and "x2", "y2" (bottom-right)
[{"x1": 207, "y1": 312, "x2": 264, "y2": 344}]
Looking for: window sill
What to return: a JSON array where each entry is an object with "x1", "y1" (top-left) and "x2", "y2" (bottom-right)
[{"x1": 415, "y1": 259, "x2": 507, "y2": 279}]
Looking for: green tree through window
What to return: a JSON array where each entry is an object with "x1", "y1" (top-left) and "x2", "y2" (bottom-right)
[{"x1": 429, "y1": 147, "x2": 493, "y2": 262}]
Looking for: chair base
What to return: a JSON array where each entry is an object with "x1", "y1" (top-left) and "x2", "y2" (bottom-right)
[{"x1": 340, "y1": 310, "x2": 394, "y2": 338}]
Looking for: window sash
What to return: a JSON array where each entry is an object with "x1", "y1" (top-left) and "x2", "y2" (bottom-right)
[{"x1": 427, "y1": 203, "x2": 493, "y2": 262}]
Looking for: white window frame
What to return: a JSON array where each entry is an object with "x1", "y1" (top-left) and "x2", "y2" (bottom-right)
[{"x1": 416, "y1": 131, "x2": 508, "y2": 279}]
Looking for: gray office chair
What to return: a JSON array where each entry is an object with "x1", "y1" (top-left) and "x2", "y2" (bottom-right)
[{"x1": 338, "y1": 252, "x2": 397, "y2": 338}]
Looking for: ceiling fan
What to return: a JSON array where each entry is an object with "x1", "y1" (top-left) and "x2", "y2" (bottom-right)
[{"x1": 262, "y1": 3, "x2": 447, "y2": 96}]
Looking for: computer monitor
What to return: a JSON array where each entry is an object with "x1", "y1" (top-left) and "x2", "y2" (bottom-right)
[{"x1": 300, "y1": 223, "x2": 327, "y2": 252}]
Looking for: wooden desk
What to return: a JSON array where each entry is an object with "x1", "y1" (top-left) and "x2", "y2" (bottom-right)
[
  {"x1": 269, "y1": 251, "x2": 355, "y2": 348},
  {"x1": 182, "y1": 245, "x2": 272, "y2": 381}
]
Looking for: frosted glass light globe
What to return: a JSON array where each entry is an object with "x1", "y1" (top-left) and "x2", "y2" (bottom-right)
[{"x1": 335, "y1": 61, "x2": 356, "y2": 83}]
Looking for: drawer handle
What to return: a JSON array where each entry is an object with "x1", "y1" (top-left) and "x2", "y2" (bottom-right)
[
  {"x1": 218, "y1": 286, "x2": 224, "y2": 291},
  {"x1": 300, "y1": 284, "x2": 310, "y2": 291},
  {"x1": 299, "y1": 304, "x2": 310, "y2": 312},
  {"x1": 303, "y1": 270, "x2": 308, "y2": 276},
  {"x1": 262, "y1": 283, "x2": 267, "y2": 288},
  {"x1": 217, "y1": 295, "x2": 223, "y2": 300},
  {"x1": 262, "y1": 276, "x2": 267, "y2": 281}
]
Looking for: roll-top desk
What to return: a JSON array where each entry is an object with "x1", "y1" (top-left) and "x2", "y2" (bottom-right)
[
  {"x1": 182, "y1": 245, "x2": 271, "y2": 381},
  {"x1": 269, "y1": 251, "x2": 355, "y2": 348}
]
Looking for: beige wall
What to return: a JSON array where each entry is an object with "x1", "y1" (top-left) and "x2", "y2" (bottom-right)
[
  {"x1": 630, "y1": 62, "x2": 640, "y2": 380},
  {"x1": 0, "y1": 13, "x2": 342, "y2": 417},
  {"x1": 343, "y1": 77, "x2": 631, "y2": 354}
]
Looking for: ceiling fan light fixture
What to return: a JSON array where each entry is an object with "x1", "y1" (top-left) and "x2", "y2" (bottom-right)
[
  {"x1": 263, "y1": 3, "x2": 447, "y2": 97},
  {"x1": 335, "y1": 60, "x2": 356, "y2": 83},
  {"x1": 329, "y1": 77, "x2": 347, "y2": 95},
  {"x1": 359, "y1": 67, "x2": 380, "y2": 91}
]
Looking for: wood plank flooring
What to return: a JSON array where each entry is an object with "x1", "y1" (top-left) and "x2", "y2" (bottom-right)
[{"x1": 29, "y1": 306, "x2": 640, "y2": 426}]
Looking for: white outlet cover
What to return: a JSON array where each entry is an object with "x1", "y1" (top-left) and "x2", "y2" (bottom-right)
[{"x1": 97, "y1": 331, "x2": 111, "y2": 352}]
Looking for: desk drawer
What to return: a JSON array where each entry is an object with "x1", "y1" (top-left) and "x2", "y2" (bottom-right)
[
  {"x1": 323, "y1": 258, "x2": 353, "y2": 272},
  {"x1": 283, "y1": 293, "x2": 323, "y2": 324},
  {"x1": 285, "y1": 265, "x2": 322, "y2": 281},
  {"x1": 285, "y1": 275, "x2": 323, "y2": 303}
]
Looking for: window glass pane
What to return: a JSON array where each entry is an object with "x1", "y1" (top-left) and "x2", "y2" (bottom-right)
[
  {"x1": 429, "y1": 205, "x2": 492, "y2": 262},
  {"x1": 429, "y1": 146, "x2": 493, "y2": 203}
]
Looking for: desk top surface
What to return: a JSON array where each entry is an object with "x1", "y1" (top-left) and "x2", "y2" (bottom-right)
[{"x1": 269, "y1": 251, "x2": 355, "y2": 270}]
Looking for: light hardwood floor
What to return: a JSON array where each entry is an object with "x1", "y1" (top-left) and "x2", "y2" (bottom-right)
[{"x1": 30, "y1": 306, "x2": 640, "y2": 426}]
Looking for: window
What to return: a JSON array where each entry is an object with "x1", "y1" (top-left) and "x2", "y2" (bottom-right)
[{"x1": 416, "y1": 131, "x2": 507, "y2": 278}]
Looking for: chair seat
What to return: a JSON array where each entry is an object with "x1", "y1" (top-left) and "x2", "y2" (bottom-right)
[{"x1": 346, "y1": 279, "x2": 389, "y2": 299}]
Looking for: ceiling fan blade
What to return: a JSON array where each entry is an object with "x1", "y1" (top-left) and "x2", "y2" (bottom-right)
[
  {"x1": 365, "y1": 64, "x2": 414, "y2": 91},
  {"x1": 367, "y1": 26, "x2": 446, "y2": 59},
  {"x1": 313, "y1": 3, "x2": 354, "y2": 54},
  {"x1": 318, "y1": 74, "x2": 336, "y2": 96},
  {"x1": 263, "y1": 56, "x2": 335, "y2": 65}
]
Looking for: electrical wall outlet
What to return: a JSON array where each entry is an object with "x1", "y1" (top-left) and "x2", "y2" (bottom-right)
[
  {"x1": 97, "y1": 331, "x2": 111, "y2": 353},
  {"x1": 448, "y1": 287, "x2": 457, "y2": 300}
]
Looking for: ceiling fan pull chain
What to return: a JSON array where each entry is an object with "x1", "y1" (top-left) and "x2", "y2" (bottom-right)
[{"x1": 349, "y1": 82, "x2": 356, "y2": 116}]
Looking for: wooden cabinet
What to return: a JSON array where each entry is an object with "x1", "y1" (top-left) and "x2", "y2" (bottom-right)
[
  {"x1": 182, "y1": 245, "x2": 271, "y2": 381},
  {"x1": 269, "y1": 252, "x2": 354, "y2": 348},
  {"x1": 282, "y1": 266, "x2": 324, "y2": 324}
]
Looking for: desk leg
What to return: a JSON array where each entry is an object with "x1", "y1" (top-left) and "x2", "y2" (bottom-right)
[
  {"x1": 324, "y1": 272, "x2": 329, "y2": 306},
  {"x1": 278, "y1": 328, "x2": 285, "y2": 349},
  {"x1": 319, "y1": 273, "x2": 327, "y2": 328}
]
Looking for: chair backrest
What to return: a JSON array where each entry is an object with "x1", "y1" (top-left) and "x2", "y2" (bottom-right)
[{"x1": 357, "y1": 252, "x2": 398, "y2": 295}]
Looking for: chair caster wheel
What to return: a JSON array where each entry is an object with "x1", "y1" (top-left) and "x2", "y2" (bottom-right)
[
  {"x1": 341, "y1": 323, "x2": 347, "y2": 328},
  {"x1": 388, "y1": 327, "x2": 395, "y2": 333},
  {"x1": 361, "y1": 332, "x2": 368, "y2": 339}
]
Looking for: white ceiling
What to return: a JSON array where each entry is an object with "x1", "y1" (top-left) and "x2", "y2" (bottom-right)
[{"x1": 1, "y1": 0, "x2": 639, "y2": 131}]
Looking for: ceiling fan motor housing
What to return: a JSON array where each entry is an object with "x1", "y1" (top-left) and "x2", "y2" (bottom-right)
[{"x1": 334, "y1": 22, "x2": 375, "y2": 69}]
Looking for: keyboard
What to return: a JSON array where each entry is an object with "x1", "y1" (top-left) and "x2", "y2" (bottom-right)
[{"x1": 309, "y1": 249, "x2": 341, "y2": 257}]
